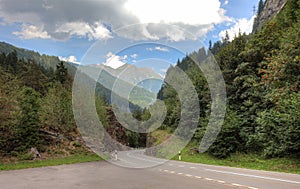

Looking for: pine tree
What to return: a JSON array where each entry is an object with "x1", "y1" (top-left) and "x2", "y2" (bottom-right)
[
  {"x1": 208, "y1": 40, "x2": 212, "y2": 51},
  {"x1": 258, "y1": 0, "x2": 265, "y2": 16},
  {"x1": 252, "y1": 0, "x2": 265, "y2": 32},
  {"x1": 6, "y1": 50, "x2": 18, "y2": 73},
  {"x1": 15, "y1": 87, "x2": 41, "y2": 151},
  {"x1": 223, "y1": 31, "x2": 230, "y2": 45},
  {"x1": 55, "y1": 61, "x2": 68, "y2": 84}
]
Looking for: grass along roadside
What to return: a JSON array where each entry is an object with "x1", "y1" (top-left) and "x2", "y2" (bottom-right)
[
  {"x1": 151, "y1": 130, "x2": 300, "y2": 174},
  {"x1": 171, "y1": 147, "x2": 300, "y2": 174},
  {"x1": 0, "y1": 153, "x2": 102, "y2": 171}
]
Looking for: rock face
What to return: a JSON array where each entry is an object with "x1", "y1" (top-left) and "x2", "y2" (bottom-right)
[{"x1": 257, "y1": 0, "x2": 288, "y2": 29}]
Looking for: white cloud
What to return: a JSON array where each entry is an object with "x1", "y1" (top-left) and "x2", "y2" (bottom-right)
[
  {"x1": 147, "y1": 46, "x2": 169, "y2": 52},
  {"x1": 13, "y1": 24, "x2": 50, "y2": 39},
  {"x1": 224, "y1": 1, "x2": 229, "y2": 5},
  {"x1": 55, "y1": 22, "x2": 112, "y2": 40},
  {"x1": 1, "y1": 0, "x2": 230, "y2": 41},
  {"x1": 121, "y1": 0, "x2": 230, "y2": 41},
  {"x1": 131, "y1": 54, "x2": 138, "y2": 59},
  {"x1": 219, "y1": 16, "x2": 255, "y2": 41},
  {"x1": 59, "y1": 55, "x2": 80, "y2": 64},
  {"x1": 125, "y1": 0, "x2": 228, "y2": 25},
  {"x1": 155, "y1": 46, "x2": 169, "y2": 52},
  {"x1": 102, "y1": 52, "x2": 127, "y2": 69},
  {"x1": 0, "y1": 0, "x2": 130, "y2": 41}
]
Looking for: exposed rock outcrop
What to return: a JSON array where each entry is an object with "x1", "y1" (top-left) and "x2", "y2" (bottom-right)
[{"x1": 256, "y1": 0, "x2": 288, "y2": 30}]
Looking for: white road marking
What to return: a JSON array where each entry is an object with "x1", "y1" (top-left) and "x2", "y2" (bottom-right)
[
  {"x1": 232, "y1": 183, "x2": 243, "y2": 187},
  {"x1": 125, "y1": 152, "x2": 163, "y2": 164},
  {"x1": 161, "y1": 169, "x2": 260, "y2": 189},
  {"x1": 190, "y1": 167, "x2": 196, "y2": 169},
  {"x1": 247, "y1": 187, "x2": 259, "y2": 189},
  {"x1": 117, "y1": 157, "x2": 138, "y2": 165},
  {"x1": 205, "y1": 168, "x2": 300, "y2": 185}
]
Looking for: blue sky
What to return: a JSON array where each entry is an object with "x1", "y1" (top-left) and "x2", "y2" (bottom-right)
[{"x1": 0, "y1": 0, "x2": 259, "y2": 74}]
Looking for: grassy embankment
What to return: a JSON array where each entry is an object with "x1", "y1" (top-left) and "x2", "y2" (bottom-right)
[
  {"x1": 153, "y1": 130, "x2": 300, "y2": 174},
  {"x1": 0, "y1": 153, "x2": 102, "y2": 171}
]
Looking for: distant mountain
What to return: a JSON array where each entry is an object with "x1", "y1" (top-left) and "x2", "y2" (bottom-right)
[
  {"x1": 0, "y1": 41, "x2": 160, "y2": 108},
  {"x1": 98, "y1": 62, "x2": 163, "y2": 86},
  {"x1": 90, "y1": 63, "x2": 163, "y2": 108}
]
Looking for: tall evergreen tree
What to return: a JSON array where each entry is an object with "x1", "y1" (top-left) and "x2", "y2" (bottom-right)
[
  {"x1": 15, "y1": 87, "x2": 41, "y2": 151},
  {"x1": 55, "y1": 61, "x2": 68, "y2": 84}
]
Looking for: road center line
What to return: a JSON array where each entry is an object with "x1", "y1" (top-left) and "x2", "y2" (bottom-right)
[
  {"x1": 205, "y1": 169, "x2": 300, "y2": 185},
  {"x1": 126, "y1": 152, "x2": 163, "y2": 164},
  {"x1": 117, "y1": 157, "x2": 138, "y2": 165},
  {"x1": 161, "y1": 169, "x2": 259, "y2": 189}
]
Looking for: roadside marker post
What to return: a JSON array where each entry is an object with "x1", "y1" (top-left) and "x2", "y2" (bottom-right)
[
  {"x1": 178, "y1": 151, "x2": 182, "y2": 161},
  {"x1": 115, "y1": 150, "x2": 118, "y2": 160}
]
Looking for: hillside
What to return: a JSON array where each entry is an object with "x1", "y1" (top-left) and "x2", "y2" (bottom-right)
[
  {"x1": 151, "y1": 0, "x2": 300, "y2": 159},
  {"x1": 0, "y1": 42, "x2": 77, "y2": 75},
  {"x1": 0, "y1": 0, "x2": 299, "y2": 170},
  {"x1": 0, "y1": 41, "x2": 158, "y2": 109},
  {"x1": 0, "y1": 44, "x2": 151, "y2": 160}
]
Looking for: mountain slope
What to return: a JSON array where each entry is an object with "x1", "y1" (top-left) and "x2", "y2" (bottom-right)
[{"x1": 0, "y1": 41, "x2": 159, "y2": 108}]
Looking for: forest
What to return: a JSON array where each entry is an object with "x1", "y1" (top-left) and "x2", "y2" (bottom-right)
[
  {"x1": 0, "y1": 0, "x2": 299, "y2": 162},
  {"x1": 155, "y1": 0, "x2": 300, "y2": 158}
]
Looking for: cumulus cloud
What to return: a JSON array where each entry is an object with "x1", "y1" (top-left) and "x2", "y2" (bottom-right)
[
  {"x1": 55, "y1": 22, "x2": 112, "y2": 40},
  {"x1": 219, "y1": 16, "x2": 255, "y2": 41},
  {"x1": 131, "y1": 54, "x2": 138, "y2": 59},
  {"x1": 147, "y1": 46, "x2": 169, "y2": 52},
  {"x1": 0, "y1": 0, "x2": 136, "y2": 41},
  {"x1": 224, "y1": 1, "x2": 229, "y2": 5},
  {"x1": 13, "y1": 24, "x2": 50, "y2": 39},
  {"x1": 125, "y1": 0, "x2": 228, "y2": 25},
  {"x1": 102, "y1": 52, "x2": 127, "y2": 69},
  {"x1": 59, "y1": 55, "x2": 80, "y2": 64},
  {"x1": 0, "y1": 0, "x2": 230, "y2": 41}
]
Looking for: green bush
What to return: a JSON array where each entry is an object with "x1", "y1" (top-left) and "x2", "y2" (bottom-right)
[{"x1": 18, "y1": 152, "x2": 34, "y2": 161}]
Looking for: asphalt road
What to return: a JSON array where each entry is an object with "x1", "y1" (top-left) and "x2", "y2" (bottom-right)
[{"x1": 1, "y1": 150, "x2": 300, "y2": 189}]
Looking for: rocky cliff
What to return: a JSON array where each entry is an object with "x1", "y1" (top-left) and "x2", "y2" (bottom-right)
[{"x1": 255, "y1": 0, "x2": 288, "y2": 31}]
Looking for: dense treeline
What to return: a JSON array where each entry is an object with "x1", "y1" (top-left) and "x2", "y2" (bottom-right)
[
  {"x1": 156, "y1": 0, "x2": 300, "y2": 158},
  {"x1": 0, "y1": 51, "x2": 105, "y2": 159},
  {"x1": 0, "y1": 50, "x2": 148, "y2": 159},
  {"x1": 0, "y1": 42, "x2": 73, "y2": 72},
  {"x1": 1, "y1": 0, "x2": 299, "y2": 162}
]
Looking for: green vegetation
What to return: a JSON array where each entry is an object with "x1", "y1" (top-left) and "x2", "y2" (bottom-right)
[
  {"x1": 171, "y1": 146, "x2": 300, "y2": 174},
  {"x1": 0, "y1": 153, "x2": 102, "y2": 171},
  {"x1": 0, "y1": 0, "x2": 299, "y2": 173},
  {"x1": 150, "y1": 0, "x2": 300, "y2": 169},
  {"x1": 0, "y1": 50, "x2": 108, "y2": 168}
]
